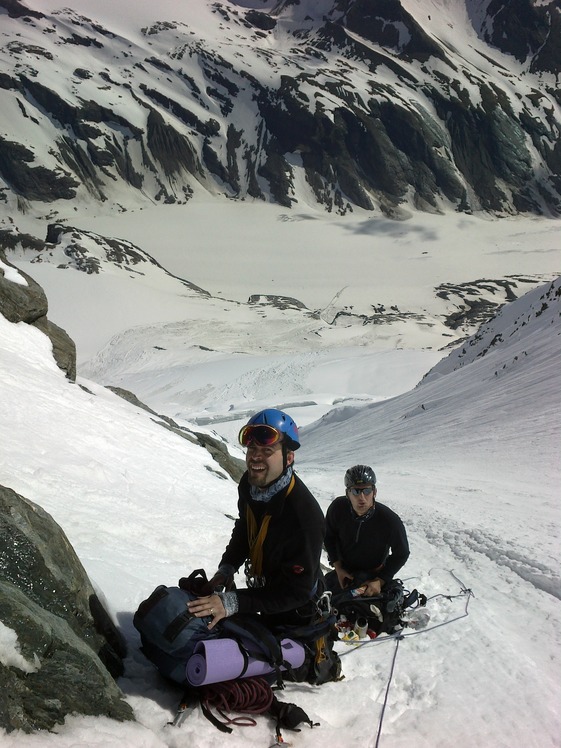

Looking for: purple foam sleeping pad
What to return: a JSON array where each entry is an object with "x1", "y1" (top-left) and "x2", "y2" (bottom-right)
[{"x1": 186, "y1": 636, "x2": 306, "y2": 686}]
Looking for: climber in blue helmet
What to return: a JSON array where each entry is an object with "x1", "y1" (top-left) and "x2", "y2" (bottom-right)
[
  {"x1": 188, "y1": 408, "x2": 325, "y2": 630},
  {"x1": 238, "y1": 407, "x2": 300, "y2": 473}
]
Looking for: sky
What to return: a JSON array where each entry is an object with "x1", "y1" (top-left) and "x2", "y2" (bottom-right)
[{"x1": 1, "y1": 0, "x2": 560, "y2": 745}]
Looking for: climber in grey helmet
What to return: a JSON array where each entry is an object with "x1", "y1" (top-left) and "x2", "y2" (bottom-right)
[
  {"x1": 324, "y1": 464, "x2": 409, "y2": 597},
  {"x1": 188, "y1": 408, "x2": 325, "y2": 629}
]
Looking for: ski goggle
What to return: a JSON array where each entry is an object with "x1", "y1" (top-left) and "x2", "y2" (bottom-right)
[
  {"x1": 238, "y1": 424, "x2": 283, "y2": 447},
  {"x1": 348, "y1": 486, "x2": 374, "y2": 496}
]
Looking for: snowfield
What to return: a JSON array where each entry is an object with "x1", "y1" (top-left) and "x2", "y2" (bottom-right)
[{"x1": 1, "y1": 232, "x2": 559, "y2": 746}]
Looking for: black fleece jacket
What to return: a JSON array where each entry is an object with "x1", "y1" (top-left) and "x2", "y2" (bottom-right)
[
  {"x1": 325, "y1": 497, "x2": 409, "y2": 583},
  {"x1": 220, "y1": 471, "x2": 325, "y2": 619}
]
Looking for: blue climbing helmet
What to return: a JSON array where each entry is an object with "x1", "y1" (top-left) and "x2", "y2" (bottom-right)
[{"x1": 238, "y1": 408, "x2": 300, "y2": 450}]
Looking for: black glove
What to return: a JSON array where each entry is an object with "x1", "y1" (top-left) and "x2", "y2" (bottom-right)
[
  {"x1": 178, "y1": 569, "x2": 235, "y2": 596},
  {"x1": 269, "y1": 695, "x2": 317, "y2": 731},
  {"x1": 178, "y1": 568, "x2": 209, "y2": 595},
  {"x1": 199, "y1": 572, "x2": 235, "y2": 596}
]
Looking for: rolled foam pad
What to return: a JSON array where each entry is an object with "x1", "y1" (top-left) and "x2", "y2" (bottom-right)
[
  {"x1": 186, "y1": 637, "x2": 306, "y2": 686},
  {"x1": 186, "y1": 637, "x2": 244, "y2": 686}
]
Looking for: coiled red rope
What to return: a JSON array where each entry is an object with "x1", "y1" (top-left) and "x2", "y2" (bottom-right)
[{"x1": 201, "y1": 677, "x2": 275, "y2": 729}]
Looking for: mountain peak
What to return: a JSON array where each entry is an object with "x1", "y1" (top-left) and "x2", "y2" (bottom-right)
[{"x1": 0, "y1": 0, "x2": 559, "y2": 217}]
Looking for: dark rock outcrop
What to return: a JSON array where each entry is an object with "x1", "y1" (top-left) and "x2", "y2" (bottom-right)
[
  {"x1": 0, "y1": 247, "x2": 76, "y2": 380},
  {"x1": 0, "y1": 0, "x2": 558, "y2": 216},
  {"x1": 473, "y1": 0, "x2": 561, "y2": 75},
  {"x1": 107, "y1": 386, "x2": 246, "y2": 482},
  {"x1": 0, "y1": 484, "x2": 133, "y2": 733},
  {"x1": 0, "y1": 0, "x2": 43, "y2": 19}
]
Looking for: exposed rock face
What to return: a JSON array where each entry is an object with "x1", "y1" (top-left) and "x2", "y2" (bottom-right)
[
  {"x1": 0, "y1": 484, "x2": 133, "y2": 732},
  {"x1": 107, "y1": 386, "x2": 246, "y2": 482},
  {"x1": 0, "y1": 0, "x2": 558, "y2": 216},
  {"x1": 478, "y1": 0, "x2": 561, "y2": 74},
  {"x1": 0, "y1": 245, "x2": 76, "y2": 380},
  {"x1": 0, "y1": 0, "x2": 43, "y2": 19},
  {"x1": 423, "y1": 276, "x2": 561, "y2": 379}
]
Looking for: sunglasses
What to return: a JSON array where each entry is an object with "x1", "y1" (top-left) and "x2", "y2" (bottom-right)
[
  {"x1": 348, "y1": 486, "x2": 374, "y2": 496},
  {"x1": 238, "y1": 424, "x2": 283, "y2": 447}
]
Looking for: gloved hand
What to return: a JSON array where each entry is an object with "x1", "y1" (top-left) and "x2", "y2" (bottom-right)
[
  {"x1": 179, "y1": 568, "x2": 235, "y2": 596},
  {"x1": 199, "y1": 571, "x2": 234, "y2": 596},
  {"x1": 178, "y1": 568, "x2": 209, "y2": 594}
]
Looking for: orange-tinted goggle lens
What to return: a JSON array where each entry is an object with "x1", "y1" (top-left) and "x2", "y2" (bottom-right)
[{"x1": 238, "y1": 424, "x2": 282, "y2": 447}]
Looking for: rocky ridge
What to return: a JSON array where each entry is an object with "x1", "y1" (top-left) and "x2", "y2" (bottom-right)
[
  {"x1": 0, "y1": 0, "x2": 559, "y2": 218},
  {"x1": 0, "y1": 483, "x2": 133, "y2": 732}
]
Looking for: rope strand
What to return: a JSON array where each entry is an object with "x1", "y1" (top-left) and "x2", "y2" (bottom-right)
[
  {"x1": 340, "y1": 569, "x2": 474, "y2": 748},
  {"x1": 201, "y1": 677, "x2": 274, "y2": 729},
  {"x1": 375, "y1": 636, "x2": 402, "y2": 748}
]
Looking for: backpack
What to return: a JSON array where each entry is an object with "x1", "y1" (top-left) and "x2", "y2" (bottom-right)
[
  {"x1": 331, "y1": 579, "x2": 426, "y2": 637},
  {"x1": 187, "y1": 607, "x2": 341, "y2": 735},
  {"x1": 133, "y1": 573, "x2": 342, "y2": 688},
  {"x1": 188, "y1": 592, "x2": 342, "y2": 688},
  {"x1": 133, "y1": 582, "x2": 219, "y2": 685},
  {"x1": 134, "y1": 573, "x2": 342, "y2": 737}
]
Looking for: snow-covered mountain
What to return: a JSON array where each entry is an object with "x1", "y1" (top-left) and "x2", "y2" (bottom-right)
[
  {"x1": 0, "y1": 0, "x2": 559, "y2": 217},
  {"x1": 2, "y1": 0, "x2": 559, "y2": 378},
  {"x1": 1, "y1": 3, "x2": 560, "y2": 744},
  {"x1": 303, "y1": 276, "x2": 561, "y2": 485}
]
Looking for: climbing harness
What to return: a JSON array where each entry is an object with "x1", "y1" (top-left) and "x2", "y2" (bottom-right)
[{"x1": 245, "y1": 476, "x2": 295, "y2": 588}]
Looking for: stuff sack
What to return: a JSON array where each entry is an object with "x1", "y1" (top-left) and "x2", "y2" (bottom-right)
[
  {"x1": 133, "y1": 584, "x2": 218, "y2": 685},
  {"x1": 332, "y1": 579, "x2": 425, "y2": 636},
  {"x1": 271, "y1": 607, "x2": 342, "y2": 686}
]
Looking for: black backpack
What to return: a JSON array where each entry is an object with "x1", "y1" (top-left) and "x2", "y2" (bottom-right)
[
  {"x1": 331, "y1": 579, "x2": 426, "y2": 636},
  {"x1": 133, "y1": 572, "x2": 343, "y2": 737}
]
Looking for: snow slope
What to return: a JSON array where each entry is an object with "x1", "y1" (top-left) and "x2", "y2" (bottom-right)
[{"x1": 0, "y1": 262, "x2": 559, "y2": 746}]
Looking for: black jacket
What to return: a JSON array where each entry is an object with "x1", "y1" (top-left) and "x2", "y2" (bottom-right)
[
  {"x1": 220, "y1": 471, "x2": 325, "y2": 620},
  {"x1": 325, "y1": 496, "x2": 409, "y2": 583}
]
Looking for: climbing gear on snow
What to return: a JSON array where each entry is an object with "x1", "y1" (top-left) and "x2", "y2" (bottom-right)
[
  {"x1": 195, "y1": 675, "x2": 318, "y2": 742},
  {"x1": 339, "y1": 569, "x2": 475, "y2": 748},
  {"x1": 332, "y1": 578, "x2": 422, "y2": 637}
]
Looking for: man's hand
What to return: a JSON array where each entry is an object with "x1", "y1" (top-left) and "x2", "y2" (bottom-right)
[
  {"x1": 334, "y1": 561, "x2": 354, "y2": 590},
  {"x1": 187, "y1": 594, "x2": 226, "y2": 630},
  {"x1": 199, "y1": 572, "x2": 233, "y2": 596},
  {"x1": 362, "y1": 578, "x2": 384, "y2": 597}
]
